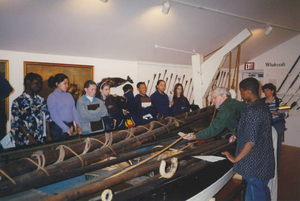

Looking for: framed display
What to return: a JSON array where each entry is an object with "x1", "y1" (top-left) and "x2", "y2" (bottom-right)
[
  {"x1": 24, "y1": 62, "x2": 94, "y2": 101},
  {"x1": 244, "y1": 62, "x2": 255, "y2": 70},
  {"x1": 0, "y1": 60, "x2": 10, "y2": 120}
]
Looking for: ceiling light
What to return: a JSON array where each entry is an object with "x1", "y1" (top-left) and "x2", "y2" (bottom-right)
[
  {"x1": 100, "y1": 0, "x2": 108, "y2": 2},
  {"x1": 265, "y1": 24, "x2": 273, "y2": 35},
  {"x1": 162, "y1": 1, "x2": 171, "y2": 15}
]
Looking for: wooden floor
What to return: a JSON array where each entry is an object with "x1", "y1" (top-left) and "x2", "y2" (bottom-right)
[{"x1": 278, "y1": 144, "x2": 300, "y2": 201}]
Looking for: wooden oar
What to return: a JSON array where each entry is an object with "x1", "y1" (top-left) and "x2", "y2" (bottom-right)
[
  {"x1": 148, "y1": 74, "x2": 156, "y2": 95},
  {"x1": 163, "y1": 69, "x2": 167, "y2": 80},
  {"x1": 166, "y1": 73, "x2": 173, "y2": 94},
  {"x1": 277, "y1": 54, "x2": 300, "y2": 92}
]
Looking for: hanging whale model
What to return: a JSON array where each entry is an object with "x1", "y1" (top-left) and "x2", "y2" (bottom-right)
[{"x1": 100, "y1": 76, "x2": 133, "y2": 88}]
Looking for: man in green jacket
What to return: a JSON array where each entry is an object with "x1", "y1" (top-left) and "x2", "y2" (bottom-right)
[{"x1": 185, "y1": 87, "x2": 247, "y2": 141}]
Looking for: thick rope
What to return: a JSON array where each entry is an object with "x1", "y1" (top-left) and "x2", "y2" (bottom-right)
[
  {"x1": 124, "y1": 128, "x2": 141, "y2": 145},
  {"x1": 31, "y1": 150, "x2": 46, "y2": 168},
  {"x1": 149, "y1": 121, "x2": 170, "y2": 134},
  {"x1": 81, "y1": 135, "x2": 116, "y2": 157},
  {"x1": 54, "y1": 145, "x2": 65, "y2": 164},
  {"x1": 101, "y1": 134, "x2": 116, "y2": 155},
  {"x1": 106, "y1": 134, "x2": 187, "y2": 180},
  {"x1": 103, "y1": 132, "x2": 113, "y2": 148},
  {"x1": 81, "y1": 137, "x2": 92, "y2": 155},
  {"x1": 0, "y1": 169, "x2": 16, "y2": 185},
  {"x1": 21, "y1": 157, "x2": 49, "y2": 176},
  {"x1": 135, "y1": 125, "x2": 156, "y2": 139},
  {"x1": 54, "y1": 145, "x2": 84, "y2": 167},
  {"x1": 81, "y1": 137, "x2": 116, "y2": 155},
  {"x1": 165, "y1": 116, "x2": 185, "y2": 127}
]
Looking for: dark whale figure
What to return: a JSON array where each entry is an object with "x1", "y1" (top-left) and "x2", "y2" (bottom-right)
[{"x1": 100, "y1": 76, "x2": 133, "y2": 88}]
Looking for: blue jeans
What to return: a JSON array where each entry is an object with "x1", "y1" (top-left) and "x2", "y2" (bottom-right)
[
  {"x1": 273, "y1": 121, "x2": 285, "y2": 165},
  {"x1": 244, "y1": 173, "x2": 271, "y2": 201}
]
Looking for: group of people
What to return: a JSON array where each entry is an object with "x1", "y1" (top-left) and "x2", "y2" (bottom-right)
[
  {"x1": 185, "y1": 78, "x2": 288, "y2": 201},
  {"x1": 4, "y1": 71, "x2": 288, "y2": 200},
  {"x1": 9, "y1": 73, "x2": 191, "y2": 147}
]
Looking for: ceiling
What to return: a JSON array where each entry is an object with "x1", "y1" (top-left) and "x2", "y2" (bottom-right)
[{"x1": 0, "y1": 0, "x2": 299, "y2": 66}]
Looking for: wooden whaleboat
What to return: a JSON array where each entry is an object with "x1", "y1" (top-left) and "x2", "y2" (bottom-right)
[{"x1": 0, "y1": 107, "x2": 237, "y2": 201}]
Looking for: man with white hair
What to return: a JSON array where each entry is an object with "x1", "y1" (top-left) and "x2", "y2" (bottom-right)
[{"x1": 185, "y1": 87, "x2": 247, "y2": 141}]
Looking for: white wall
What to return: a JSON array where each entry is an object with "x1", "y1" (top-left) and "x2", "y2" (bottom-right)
[{"x1": 241, "y1": 35, "x2": 300, "y2": 148}]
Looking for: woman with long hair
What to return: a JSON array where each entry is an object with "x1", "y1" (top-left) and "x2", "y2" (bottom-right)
[
  {"x1": 96, "y1": 82, "x2": 124, "y2": 130},
  {"x1": 170, "y1": 83, "x2": 190, "y2": 116}
]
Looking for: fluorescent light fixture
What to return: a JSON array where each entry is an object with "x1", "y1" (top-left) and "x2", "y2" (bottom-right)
[
  {"x1": 265, "y1": 24, "x2": 273, "y2": 35},
  {"x1": 162, "y1": 1, "x2": 171, "y2": 14}
]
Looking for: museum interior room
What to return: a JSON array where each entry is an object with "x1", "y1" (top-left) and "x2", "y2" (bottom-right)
[{"x1": 0, "y1": 0, "x2": 299, "y2": 200}]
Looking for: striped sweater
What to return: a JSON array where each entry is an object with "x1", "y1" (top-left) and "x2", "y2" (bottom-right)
[{"x1": 264, "y1": 97, "x2": 288, "y2": 124}]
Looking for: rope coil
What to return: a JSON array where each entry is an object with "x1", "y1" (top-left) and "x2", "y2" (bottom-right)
[
  {"x1": 159, "y1": 157, "x2": 178, "y2": 179},
  {"x1": 101, "y1": 189, "x2": 113, "y2": 201}
]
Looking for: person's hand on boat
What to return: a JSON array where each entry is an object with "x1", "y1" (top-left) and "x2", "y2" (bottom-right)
[
  {"x1": 67, "y1": 128, "x2": 73, "y2": 136},
  {"x1": 76, "y1": 125, "x2": 82, "y2": 135},
  {"x1": 183, "y1": 133, "x2": 196, "y2": 141},
  {"x1": 221, "y1": 151, "x2": 236, "y2": 163},
  {"x1": 228, "y1": 135, "x2": 236, "y2": 143}
]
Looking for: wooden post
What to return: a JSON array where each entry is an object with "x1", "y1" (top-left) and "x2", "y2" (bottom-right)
[
  {"x1": 192, "y1": 29, "x2": 252, "y2": 107},
  {"x1": 192, "y1": 54, "x2": 204, "y2": 107}
]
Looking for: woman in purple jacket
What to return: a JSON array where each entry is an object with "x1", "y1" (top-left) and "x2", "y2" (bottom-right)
[{"x1": 47, "y1": 73, "x2": 82, "y2": 141}]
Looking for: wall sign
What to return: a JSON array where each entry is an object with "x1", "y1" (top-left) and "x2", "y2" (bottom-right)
[
  {"x1": 265, "y1": 62, "x2": 285, "y2": 67},
  {"x1": 244, "y1": 62, "x2": 254, "y2": 70}
]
